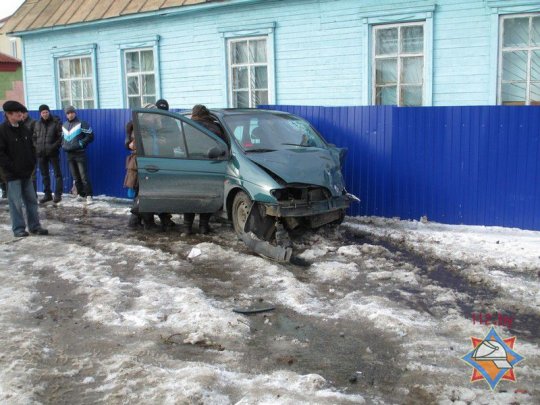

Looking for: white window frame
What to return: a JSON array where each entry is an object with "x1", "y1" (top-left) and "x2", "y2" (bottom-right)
[
  {"x1": 218, "y1": 22, "x2": 276, "y2": 108},
  {"x1": 227, "y1": 36, "x2": 269, "y2": 108},
  {"x1": 57, "y1": 56, "x2": 95, "y2": 109},
  {"x1": 486, "y1": 1, "x2": 540, "y2": 104},
  {"x1": 118, "y1": 36, "x2": 161, "y2": 108},
  {"x1": 497, "y1": 13, "x2": 540, "y2": 105},
  {"x1": 360, "y1": 4, "x2": 434, "y2": 106},
  {"x1": 52, "y1": 44, "x2": 98, "y2": 109},
  {"x1": 372, "y1": 21, "x2": 426, "y2": 106},
  {"x1": 124, "y1": 47, "x2": 157, "y2": 108}
]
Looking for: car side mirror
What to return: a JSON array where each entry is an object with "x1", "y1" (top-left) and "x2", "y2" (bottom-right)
[{"x1": 208, "y1": 146, "x2": 227, "y2": 159}]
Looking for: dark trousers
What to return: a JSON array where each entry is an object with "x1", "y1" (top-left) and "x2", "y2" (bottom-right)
[
  {"x1": 38, "y1": 155, "x2": 63, "y2": 196},
  {"x1": 67, "y1": 152, "x2": 93, "y2": 197},
  {"x1": 184, "y1": 213, "x2": 211, "y2": 225}
]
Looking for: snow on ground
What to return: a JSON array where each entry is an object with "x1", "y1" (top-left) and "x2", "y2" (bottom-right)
[
  {"x1": 0, "y1": 197, "x2": 539, "y2": 403},
  {"x1": 345, "y1": 216, "x2": 540, "y2": 270}
]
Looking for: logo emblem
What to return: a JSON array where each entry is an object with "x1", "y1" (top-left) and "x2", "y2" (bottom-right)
[{"x1": 462, "y1": 327, "x2": 524, "y2": 389}]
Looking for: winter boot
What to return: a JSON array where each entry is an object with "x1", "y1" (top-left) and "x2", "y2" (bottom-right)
[
  {"x1": 158, "y1": 213, "x2": 176, "y2": 232},
  {"x1": 53, "y1": 194, "x2": 62, "y2": 204},
  {"x1": 39, "y1": 194, "x2": 53, "y2": 204},
  {"x1": 142, "y1": 214, "x2": 157, "y2": 231},
  {"x1": 183, "y1": 213, "x2": 195, "y2": 235},
  {"x1": 199, "y1": 213, "x2": 212, "y2": 235},
  {"x1": 128, "y1": 214, "x2": 142, "y2": 229}
]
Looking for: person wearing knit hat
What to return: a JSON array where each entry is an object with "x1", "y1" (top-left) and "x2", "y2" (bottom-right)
[
  {"x1": 155, "y1": 99, "x2": 169, "y2": 111},
  {"x1": 61, "y1": 105, "x2": 95, "y2": 204},
  {"x1": 34, "y1": 103, "x2": 63, "y2": 204},
  {"x1": 0, "y1": 100, "x2": 48, "y2": 237}
]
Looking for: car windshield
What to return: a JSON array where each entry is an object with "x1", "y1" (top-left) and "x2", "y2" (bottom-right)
[{"x1": 222, "y1": 113, "x2": 327, "y2": 152}]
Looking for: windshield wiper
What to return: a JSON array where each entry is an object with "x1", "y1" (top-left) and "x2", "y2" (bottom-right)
[
  {"x1": 245, "y1": 148, "x2": 276, "y2": 153},
  {"x1": 280, "y1": 143, "x2": 314, "y2": 147}
]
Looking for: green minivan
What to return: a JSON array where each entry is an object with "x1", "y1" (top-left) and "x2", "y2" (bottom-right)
[{"x1": 132, "y1": 108, "x2": 358, "y2": 261}]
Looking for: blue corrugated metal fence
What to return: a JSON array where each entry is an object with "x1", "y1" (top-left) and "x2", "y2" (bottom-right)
[
  {"x1": 263, "y1": 105, "x2": 540, "y2": 230},
  {"x1": 30, "y1": 109, "x2": 131, "y2": 199},
  {"x1": 30, "y1": 106, "x2": 540, "y2": 231}
]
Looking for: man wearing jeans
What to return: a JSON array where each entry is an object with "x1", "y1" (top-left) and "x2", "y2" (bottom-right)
[
  {"x1": 0, "y1": 101, "x2": 48, "y2": 237},
  {"x1": 62, "y1": 106, "x2": 94, "y2": 205}
]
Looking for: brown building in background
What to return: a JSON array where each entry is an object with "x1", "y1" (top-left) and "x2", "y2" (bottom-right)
[{"x1": 0, "y1": 16, "x2": 24, "y2": 105}]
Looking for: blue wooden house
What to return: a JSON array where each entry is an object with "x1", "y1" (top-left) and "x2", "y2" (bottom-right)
[{"x1": 4, "y1": 0, "x2": 540, "y2": 110}]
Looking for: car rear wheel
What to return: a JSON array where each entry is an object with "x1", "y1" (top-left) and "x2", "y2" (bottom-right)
[{"x1": 232, "y1": 191, "x2": 252, "y2": 235}]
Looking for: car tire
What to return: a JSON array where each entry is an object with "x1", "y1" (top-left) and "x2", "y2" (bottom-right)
[
  {"x1": 232, "y1": 191, "x2": 253, "y2": 235},
  {"x1": 332, "y1": 209, "x2": 346, "y2": 225}
]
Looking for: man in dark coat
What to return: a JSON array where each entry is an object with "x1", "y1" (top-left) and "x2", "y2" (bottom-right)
[
  {"x1": 62, "y1": 105, "x2": 94, "y2": 204},
  {"x1": 34, "y1": 104, "x2": 63, "y2": 204},
  {"x1": 21, "y1": 106, "x2": 38, "y2": 193},
  {"x1": 0, "y1": 101, "x2": 48, "y2": 237},
  {"x1": 0, "y1": 167, "x2": 6, "y2": 198}
]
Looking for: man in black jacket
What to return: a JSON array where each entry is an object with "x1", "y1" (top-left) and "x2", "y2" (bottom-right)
[
  {"x1": 34, "y1": 104, "x2": 63, "y2": 204},
  {"x1": 0, "y1": 101, "x2": 48, "y2": 237}
]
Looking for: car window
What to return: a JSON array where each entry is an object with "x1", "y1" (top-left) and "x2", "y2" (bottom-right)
[
  {"x1": 223, "y1": 113, "x2": 326, "y2": 151},
  {"x1": 183, "y1": 122, "x2": 222, "y2": 159},
  {"x1": 138, "y1": 112, "x2": 187, "y2": 158}
]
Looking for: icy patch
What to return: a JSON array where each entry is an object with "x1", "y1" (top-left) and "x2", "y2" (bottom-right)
[
  {"x1": 336, "y1": 245, "x2": 363, "y2": 256},
  {"x1": 437, "y1": 385, "x2": 536, "y2": 405},
  {"x1": 367, "y1": 268, "x2": 419, "y2": 285},
  {"x1": 97, "y1": 356, "x2": 365, "y2": 404},
  {"x1": 333, "y1": 293, "x2": 433, "y2": 336},
  {"x1": 0, "y1": 243, "x2": 46, "y2": 403},
  {"x1": 308, "y1": 261, "x2": 359, "y2": 283},
  {"x1": 115, "y1": 280, "x2": 249, "y2": 344},
  {"x1": 298, "y1": 245, "x2": 330, "y2": 260},
  {"x1": 345, "y1": 217, "x2": 540, "y2": 270}
]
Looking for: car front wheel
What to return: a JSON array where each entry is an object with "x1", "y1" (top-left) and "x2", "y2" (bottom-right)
[{"x1": 232, "y1": 191, "x2": 252, "y2": 235}]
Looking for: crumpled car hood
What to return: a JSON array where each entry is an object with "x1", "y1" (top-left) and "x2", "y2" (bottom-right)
[{"x1": 246, "y1": 148, "x2": 345, "y2": 191}]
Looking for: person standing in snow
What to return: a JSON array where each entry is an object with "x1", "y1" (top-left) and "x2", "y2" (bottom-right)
[
  {"x1": 0, "y1": 101, "x2": 48, "y2": 237},
  {"x1": 34, "y1": 104, "x2": 63, "y2": 204},
  {"x1": 124, "y1": 121, "x2": 151, "y2": 229},
  {"x1": 21, "y1": 106, "x2": 38, "y2": 194},
  {"x1": 62, "y1": 105, "x2": 94, "y2": 205}
]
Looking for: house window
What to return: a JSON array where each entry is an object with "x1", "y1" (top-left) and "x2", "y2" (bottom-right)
[
  {"x1": 373, "y1": 22, "x2": 425, "y2": 106},
  {"x1": 228, "y1": 37, "x2": 268, "y2": 108},
  {"x1": 9, "y1": 38, "x2": 17, "y2": 59},
  {"x1": 58, "y1": 56, "x2": 95, "y2": 109},
  {"x1": 499, "y1": 14, "x2": 540, "y2": 105},
  {"x1": 125, "y1": 48, "x2": 156, "y2": 108}
]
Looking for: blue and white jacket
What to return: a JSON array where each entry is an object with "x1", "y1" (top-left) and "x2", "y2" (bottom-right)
[{"x1": 62, "y1": 116, "x2": 94, "y2": 153}]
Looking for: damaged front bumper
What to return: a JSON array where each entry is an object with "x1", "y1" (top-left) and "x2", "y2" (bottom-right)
[
  {"x1": 239, "y1": 192, "x2": 359, "y2": 263},
  {"x1": 263, "y1": 194, "x2": 354, "y2": 218},
  {"x1": 240, "y1": 232, "x2": 293, "y2": 263}
]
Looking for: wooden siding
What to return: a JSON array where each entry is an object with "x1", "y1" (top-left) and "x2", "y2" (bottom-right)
[{"x1": 17, "y1": 0, "x2": 529, "y2": 109}]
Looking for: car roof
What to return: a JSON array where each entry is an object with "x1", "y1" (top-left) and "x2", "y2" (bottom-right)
[{"x1": 207, "y1": 108, "x2": 293, "y2": 118}]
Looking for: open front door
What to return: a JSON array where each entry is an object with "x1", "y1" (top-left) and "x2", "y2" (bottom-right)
[{"x1": 132, "y1": 108, "x2": 228, "y2": 214}]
